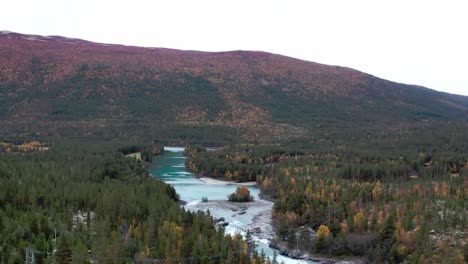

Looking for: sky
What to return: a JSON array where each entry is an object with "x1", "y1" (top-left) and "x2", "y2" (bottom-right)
[{"x1": 2, "y1": 0, "x2": 467, "y2": 96}]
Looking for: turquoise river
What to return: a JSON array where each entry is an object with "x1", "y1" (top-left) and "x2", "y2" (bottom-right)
[{"x1": 149, "y1": 147, "x2": 314, "y2": 264}]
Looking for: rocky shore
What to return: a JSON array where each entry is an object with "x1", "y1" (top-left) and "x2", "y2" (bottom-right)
[
  {"x1": 269, "y1": 240, "x2": 364, "y2": 264},
  {"x1": 199, "y1": 177, "x2": 257, "y2": 186}
]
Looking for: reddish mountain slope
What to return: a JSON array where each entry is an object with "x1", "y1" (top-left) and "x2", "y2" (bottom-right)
[{"x1": 1, "y1": 31, "x2": 467, "y2": 143}]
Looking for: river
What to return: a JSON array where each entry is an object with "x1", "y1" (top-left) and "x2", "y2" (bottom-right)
[{"x1": 149, "y1": 147, "x2": 314, "y2": 264}]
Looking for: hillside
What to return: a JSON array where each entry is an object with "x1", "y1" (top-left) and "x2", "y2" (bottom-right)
[{"x1": 1, "y1": 31, "x2": 467, "y2": 145}]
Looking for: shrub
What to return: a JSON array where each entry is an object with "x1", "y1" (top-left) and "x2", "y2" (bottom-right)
[{"x1": 228, "y1": 186, "x2": 254, "y2": 202}]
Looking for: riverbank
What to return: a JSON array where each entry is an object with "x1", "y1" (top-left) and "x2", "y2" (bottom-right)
[
  {"x1": 151, "y1": 148, "x2": 314, "y2": 263},
  {"x1": 199, "y1": 177, "x2": 257, "y2": 186},
  {"x1": 269, "y1": 239, "x2": 364, "y2": 264},
  {"x1": 155, "y1": 147, "x2": 367, "y2": 264}
]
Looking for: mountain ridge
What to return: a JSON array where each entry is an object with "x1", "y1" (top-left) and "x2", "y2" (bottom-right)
[{"x1": 1, "y1": 31, "x2": 467, "y2": 144}]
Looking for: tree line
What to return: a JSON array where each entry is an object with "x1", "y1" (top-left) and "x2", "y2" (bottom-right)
[
  {"x1": 0, "y1": 141, "x2": 270, "y2": 264},
  {"x1": 186, "y1": 144, "x2": 467, "y2": 263}
]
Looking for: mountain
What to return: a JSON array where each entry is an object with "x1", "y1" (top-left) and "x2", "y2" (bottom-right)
[{"x1": 1, "y1": 31, "x2": 467, "y2": 145}]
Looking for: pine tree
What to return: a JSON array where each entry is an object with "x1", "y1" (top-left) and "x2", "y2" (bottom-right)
[
  {"x1": 260, "y1": 249, "x2": 266, "y2": 263},
  {"x1": 245, "y1": 229, "x2": 256, "y2": 257},
  {"x1": 57, "y1": 235, "x2": 72, "y2": 264},
  {"x1": 272, "y1": 250, "x2": 278, "y2": 264},
  {"x1": 378, "y1": 213, "x2": 396, "y2": 261}
]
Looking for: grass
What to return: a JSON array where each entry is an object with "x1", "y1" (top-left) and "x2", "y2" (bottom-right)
[{"x1": 125, "y1": 152, "x2": 142, "y2": 161}]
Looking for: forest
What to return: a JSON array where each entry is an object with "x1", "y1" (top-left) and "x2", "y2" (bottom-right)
[
  {"x1": 1, "y1": 31, "x2": 468, "y2": 263},
  {"x1": 0, "y1": 141, "x2": 269, "y2": 264},
  {"x1": 186, "y1": 144, "x2": 467, "y2": 263}
]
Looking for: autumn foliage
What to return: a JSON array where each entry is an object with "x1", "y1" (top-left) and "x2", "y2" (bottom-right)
[
  {"x1": 1, "y1": 32, "x2": 467, "y2": 145},
  {"x1": 228, "y1": 186, "x2": 254, "y2": 202},
  {"x1": 188, "y1": 145, "x2": 467, "y2": 262}
]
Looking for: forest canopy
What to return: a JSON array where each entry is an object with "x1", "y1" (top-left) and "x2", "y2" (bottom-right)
[{"x1": 0, "y1": 141, "x2": 263, "y2": 264}]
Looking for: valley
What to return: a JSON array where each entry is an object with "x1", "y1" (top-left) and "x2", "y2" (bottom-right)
[{"x1": 0, "y1": 31, "x2": 467, "y2": 263}]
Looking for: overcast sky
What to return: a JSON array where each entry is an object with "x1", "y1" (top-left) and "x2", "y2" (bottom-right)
[{"x1": 2, "y1": 0, "x2": 467, "y2": 96}]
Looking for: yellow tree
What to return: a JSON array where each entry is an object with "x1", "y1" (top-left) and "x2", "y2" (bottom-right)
[
  {"x1": 441, "y1": 182, "x2": 449, "y2": 198},
  {"x1": 353, "y1": 211, "x2": 365, "y2": 233},
  {"x1": 316, "y1": 225, "x2": 331, "y2": 252},
  {"x1": 340, "y1": 220, "x2": 349, "y2": 234},
  {"x1": 372, "y1": 181, "x2": 382, "y2": 202},
  {"x1": 317, "y1": 225, "x2": 330, "y2": 239},
  {"x1": 304, "y1": 182, "x2": 313, "y2": 202},
  {"x1": 434, "y1": 183, "x2": 440, "y2": 196}
]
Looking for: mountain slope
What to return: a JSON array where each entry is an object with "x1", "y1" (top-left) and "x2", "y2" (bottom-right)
[{"x1": 1, "y1": 31, "x2": 467, "y2": 144}]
